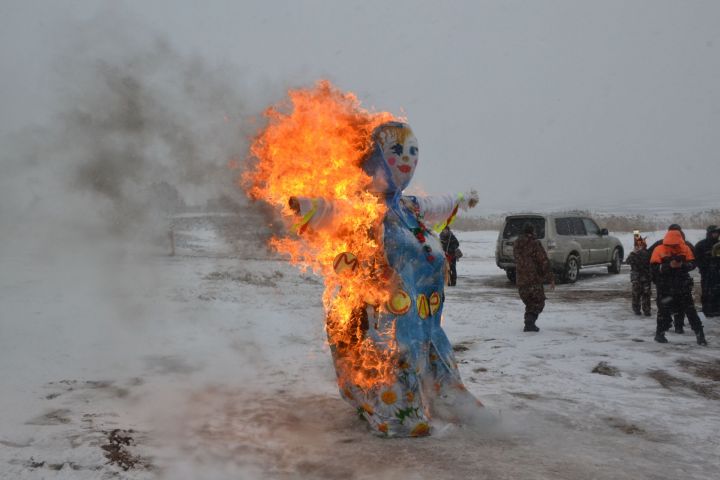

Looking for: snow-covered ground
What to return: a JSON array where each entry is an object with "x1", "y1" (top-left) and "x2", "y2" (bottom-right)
[{"x1": 1, "y1": 222, "x2": 719, "y2": 479}]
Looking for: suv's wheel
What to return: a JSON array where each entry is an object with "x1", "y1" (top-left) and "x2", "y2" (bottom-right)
[
  {"x1": 608, "y1": 248, "x2": 622, "y2": 274},
  {"x1": 562, "y1": 254, "x2": 579, "y2": 283},
  {"x1": 506, "y1": 269, "x2": 516, "y2": 284}
]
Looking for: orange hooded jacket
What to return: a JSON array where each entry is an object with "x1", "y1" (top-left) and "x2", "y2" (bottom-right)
[{"x1": 650, "y1": 230, "x2": 695, "y2": 264}]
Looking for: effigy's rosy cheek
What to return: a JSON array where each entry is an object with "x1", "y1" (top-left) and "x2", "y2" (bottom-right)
[{"x1": 387, "y1": 156, "x2": 396, "y2": 166}]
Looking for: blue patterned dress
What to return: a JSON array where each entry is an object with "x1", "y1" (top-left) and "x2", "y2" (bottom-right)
[{"x1": 297, "y1": 122, "x2": 482, "y2": 436}]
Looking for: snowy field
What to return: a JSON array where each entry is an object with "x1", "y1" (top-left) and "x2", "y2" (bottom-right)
[{"x1": 1, "y1": 221, "x2": 719, "y2": 479}]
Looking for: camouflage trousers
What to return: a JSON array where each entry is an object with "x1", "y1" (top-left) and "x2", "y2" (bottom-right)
[
  {"x1": 631, "y1": 280, "x2": 652, "y2": 315},
  {"x1": 518, "y1": 284, "x2": 546, "y2": 317}
]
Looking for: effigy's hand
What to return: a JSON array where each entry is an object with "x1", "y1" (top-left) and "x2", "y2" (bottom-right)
[
  {"x1": 467, "y1": 190, "x2": 479, "y2": 209},
  {"x1": 288, "y1": 196, "x2": 301, "y2": 215}
]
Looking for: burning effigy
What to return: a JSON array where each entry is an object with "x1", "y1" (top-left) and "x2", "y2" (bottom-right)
[{"x1": 243, "y1": 81, "x2": 483, "y2": 437}]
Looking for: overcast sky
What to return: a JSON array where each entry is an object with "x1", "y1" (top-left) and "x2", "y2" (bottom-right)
[{"x1": 1, "y1": 0, "x2": 719, "y2": 213}]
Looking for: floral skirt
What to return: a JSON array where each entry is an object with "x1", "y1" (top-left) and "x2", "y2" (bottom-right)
[{"x1": 336, "y1": 342, "x2": 482, "y2": 437}]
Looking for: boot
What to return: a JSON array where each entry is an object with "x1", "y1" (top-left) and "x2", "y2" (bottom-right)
[
  {"x1": 523, "y1": 313, "x2": 540, "y2": 332},
  {"x1": 654, "y1": 332, "x2": 668, "y2": 343},
  {"x1": 695, "y1": 328, "x2": 707, "y2": 346},
  {"x1": 674, "y1": 323, "x2": 684, "y2": 334},
  {"x1": 643, "y1": 311, "x2": 652, "y2": 317},
  {"x1": 632, "y1": 307, "x2": 641, "y2": 316}
]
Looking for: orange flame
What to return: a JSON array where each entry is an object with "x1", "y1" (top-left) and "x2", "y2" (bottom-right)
[{"x1": 243, "y1": 81, "x2": 400, "y2": 388}]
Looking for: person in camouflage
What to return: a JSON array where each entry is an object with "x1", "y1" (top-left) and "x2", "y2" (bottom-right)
[
  {"x1": 513, "y1": 223, "x2": 555, "y2": 332},
  {"x1": 625, "y1": 235, "x2": 652, "y2": 316}
]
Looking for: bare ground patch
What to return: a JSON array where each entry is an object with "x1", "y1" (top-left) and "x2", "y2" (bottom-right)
[
  {"x1": 15, "y1": 378, "x2": 152, "y2": 475},
  {"x1": 604, "y1": 416, "x2": 645, "y2": 435},
  {"x1": 18, "y1": 457, "x2": 102, "y2": 472},
  {"x1": 592, "y1": 362, "x2": 621, "y2": 377},
  {"x1": 101, "y1": 429, "x2": 152, "y2": 472},
  {"x1": 450, "y1": 276, "x2": 629, "y2": 303},
  {"x1": 508, "y1": 392, "x2": 541, "y2": 400},
  {"x1": 25, "y1": 409, "x2": 72, "y2": 425},
  {"x1": 44, "y1": 379, "x2": 132, "y2": 400},
  {"x1": 12, "y1": 429, "x2": 152, "y2": 474},
  {"x1": 204, "y1": 269, "x2": 284, "y2": 287},
  {"x1": 553, "y1": 289, "x2": 630, "y2": 303},
  {"x1": 678, "y1": 358, "x2": 720, "y2": 382},
  {"x1": 453, "y1": 341, "x2": 473, "y2": 352},
  {"x1": 647, "y1": 369, "x2": 720, "y2": 400}
]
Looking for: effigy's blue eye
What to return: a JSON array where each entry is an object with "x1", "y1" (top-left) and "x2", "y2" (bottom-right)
[
  {"x1": 391, "y1": 144, "x2": 403, "y2": 155},
  {"x1": 409, "y1": 146, "x2": 418, "y2": 155}
]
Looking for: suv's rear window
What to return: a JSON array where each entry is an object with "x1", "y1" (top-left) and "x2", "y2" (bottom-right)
[{"x1": 503, "y1": 217, "x2": 546, "y2": 239}]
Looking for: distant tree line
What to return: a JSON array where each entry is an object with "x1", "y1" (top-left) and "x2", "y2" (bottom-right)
[{"x1": 451, "y1": 209, "x2": 720, "y2": 232}]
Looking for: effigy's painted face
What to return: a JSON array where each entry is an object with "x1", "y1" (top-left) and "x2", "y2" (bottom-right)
[{"x1": 377, "y1": 126, "x2": 418, "y2": 192}]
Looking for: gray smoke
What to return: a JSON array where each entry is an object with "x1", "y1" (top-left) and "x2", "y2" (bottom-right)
[
  {"x1": 61, "y1": 39, "x2": 252, "y2": 233},
  {"x1": 0, "y1": 19, "x2": 284, "y2": 257}
]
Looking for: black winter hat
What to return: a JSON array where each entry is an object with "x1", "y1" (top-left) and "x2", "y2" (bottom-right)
[
  {"x1": 708, "y1": 225, "x2": 720, "y2": 233},
  {"x1": 668, "y1": 224, "x2": 682, "y2": 231}
]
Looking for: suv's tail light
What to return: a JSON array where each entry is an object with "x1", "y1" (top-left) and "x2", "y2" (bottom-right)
[{"x1": 547, "y1": 239, "x2": 556, "y2": 250}]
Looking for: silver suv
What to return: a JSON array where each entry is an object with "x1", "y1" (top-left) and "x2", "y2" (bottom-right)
[{"x1": 495, "y1": 214, "x2": 624, "y2": 283}]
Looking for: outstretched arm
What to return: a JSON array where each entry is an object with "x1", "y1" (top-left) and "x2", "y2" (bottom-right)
[
  {"x1": 288, "y1": 197, "x2": 336, "y2": 232},
  {"x1": 406, "y1": 190, "x2": 479, "y2": 230}
]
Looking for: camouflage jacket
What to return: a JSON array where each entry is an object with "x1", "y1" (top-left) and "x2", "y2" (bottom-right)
[
  {"x1": 513, "y1": 233, "x2": 553, "y2": 287},
  {"x1": 440, "y1": 228, "x2": 460, "y2": 256},
  {"x1": 625, "y1": 249, "x2": 651, "y2": 283}
]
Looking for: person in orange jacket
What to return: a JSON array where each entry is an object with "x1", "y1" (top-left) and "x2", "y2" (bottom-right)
[
  {"x1": 648, "y1": 224, "x2": 695, "y2": 332},
  {"x1": 650, "y1": 230, "x2": 707, "y2": 345}
]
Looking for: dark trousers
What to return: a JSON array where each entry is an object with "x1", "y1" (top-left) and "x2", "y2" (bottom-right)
[
  {"x1": 656, "y1": 290, "x2": 703, "y2": 334},
  {"x1": 447, "y1": 257, "x2": 457, "y2": 286},
  {"x1": 631, "y1": 280, "x2": 651, "y2": 314},
  {"x1": 700, "y1": 274, "x2": 720, "y2": 317},
  {"x1": 519, "y1": 284, "x2": 546, "y2": 325}
]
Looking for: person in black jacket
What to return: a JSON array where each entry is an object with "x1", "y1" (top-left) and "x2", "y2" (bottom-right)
[
  {"x1": 626, "y1": 235, "x2": 652, "y2": 316},
  {"x1": 695, "y1": 225, "x2": 720, "y2": 317},
  {"x1": 648, "y1": 224, "x2": 696, "y2": 333},
  {"x1": 440, "y1": 226, "x2": 460, "y2": 286},
  {"x1": 650, "y1": 230, "x2": 706, "y2": 345}
]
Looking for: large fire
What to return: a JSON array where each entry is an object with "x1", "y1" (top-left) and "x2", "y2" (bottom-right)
[{"x1": 243, "y1": 81, "x2": 401, "y2": 388}]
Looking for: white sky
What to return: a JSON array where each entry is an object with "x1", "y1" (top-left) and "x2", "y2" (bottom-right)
[{"x1": 1, "y1": 0, "x2": 719, "y2": 212}]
